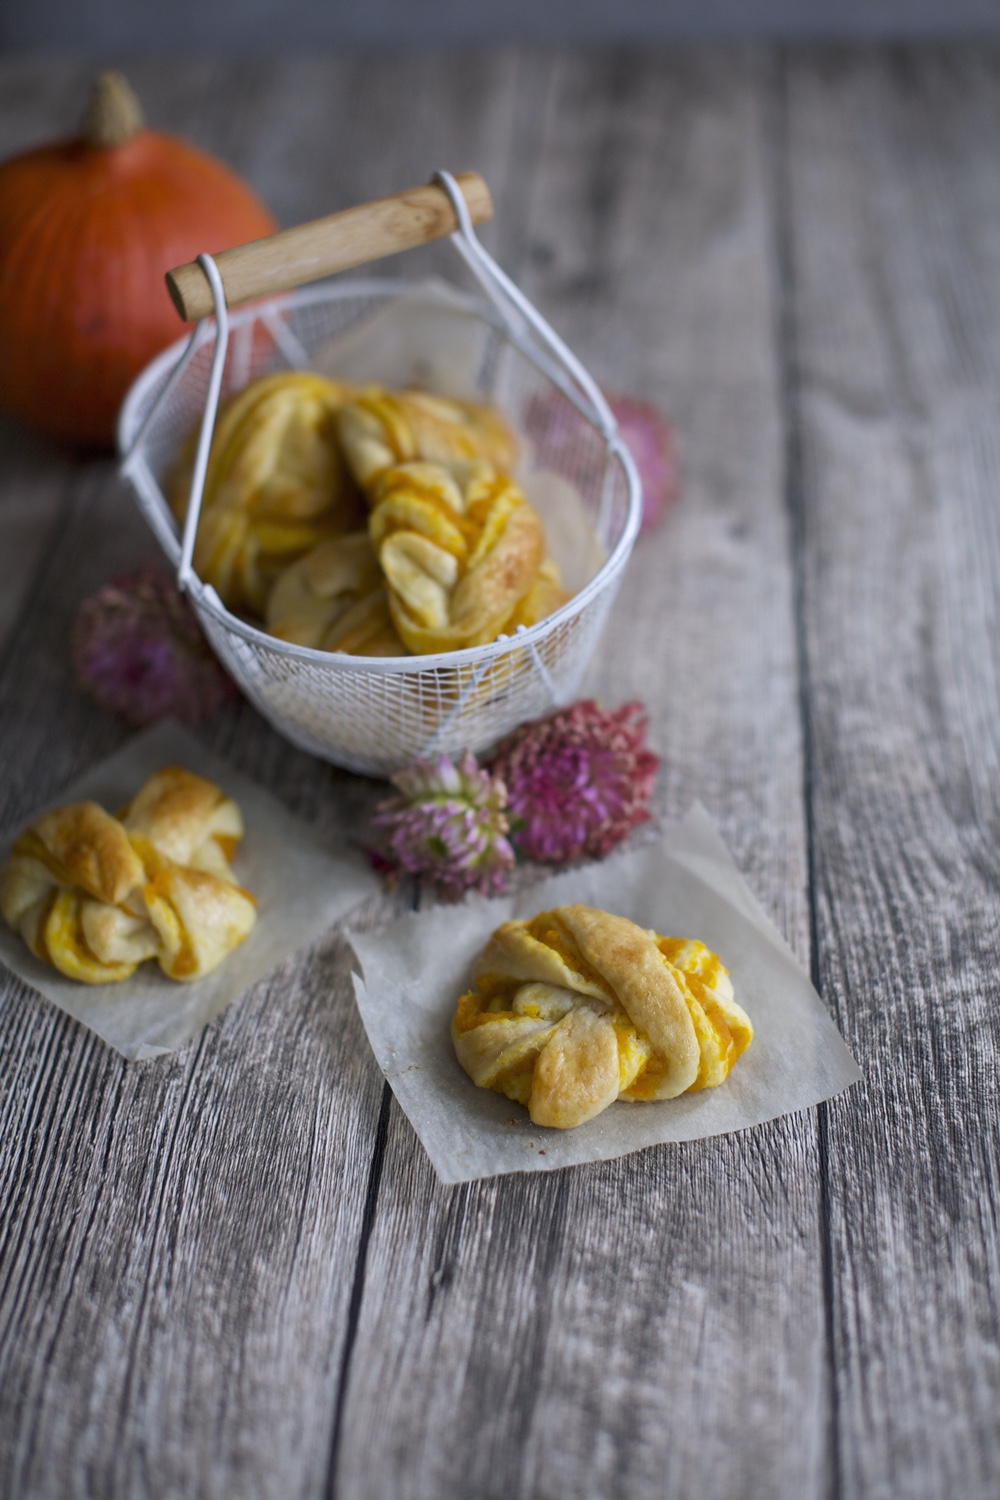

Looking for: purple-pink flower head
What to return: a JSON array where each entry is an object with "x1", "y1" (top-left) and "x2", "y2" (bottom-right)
[
  {"x1": 488, "y1": 699, "x2": 659, "y2": 865},
  {"x1": 605, "y1": 393, "x2": 677, "y2": 533},
  {"x1": 72, "y1": 565, "x2": 237, "y2": 727},
  {"x1": 373, "y1": 750, "x2": 515, "y2": 899}
]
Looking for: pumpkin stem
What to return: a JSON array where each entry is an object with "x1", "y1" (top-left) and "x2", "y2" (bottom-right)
[{"x1": 80, "y1": 71, "x2": 145, "y2": 149}]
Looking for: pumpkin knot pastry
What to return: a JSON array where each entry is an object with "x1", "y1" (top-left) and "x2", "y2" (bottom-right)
[
  {"x1": 265, "y1": 531, "x2": 406, "y2": 656},
  {"x1": 170, "y1": 371, "x2": 364, "y2": 614},
  {"x1": 335, "y1": 386, "x2": 517, "y2": 493},
  {"x1": 368, "y1": 459, "x2": 559, "y2": 653},
  {"x1": 452, "y1": 904, "x2": 753, "y2": 1129},
  {"x1": 0, "y1": 768, "x2": 256, "y2": 984},
  {"x1": 119, "y1": 765, "x2": 245, "y2": 879}
]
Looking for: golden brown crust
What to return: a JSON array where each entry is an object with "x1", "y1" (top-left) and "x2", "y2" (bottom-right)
[
  {"x1": 170, "y1": 374, "x2": 563, "y2": 655},
  {"x1": 130, "y1": 836, "x2": 256, "y2": 981},
  {"x1": 471, "y1": 917, "x2": 610, "y2": 999},
  {"x1": 0, "y1": 769, "x2": 256, "y2": 986},
  {"x1": 321, "y1": 589, "x2": 409, "y2": 656},
  {"x1": 335, "y1": 387, "x2": 518, "y2": 492},
  {"x1": 169, "y1": 371, "x2": 364, "y2": 614},
  {"x1": 26, "y1": 802, "x2": 145, "y2": 906},
  {"x1": 120, "y1": 765, "x2": 243, "y2": 874},
  {"x1": 264, "y1": 532, "x2": 407, "y2": 655},
  {"x1": 556, "y1": 905, "x2": 700, "y2": 1098},
  {"x1": 369, "y1": 460, "x2": 546, "y2": 654},
  {"x1": 453, "y1": 904, "x2": 753, "y2": 1128},
  {"x1": 37, "y1": 889, "x2": 139, "y2": 984},
  {"x1": 528, "y1": 1005, "x2": 621, "y2": 1129}
]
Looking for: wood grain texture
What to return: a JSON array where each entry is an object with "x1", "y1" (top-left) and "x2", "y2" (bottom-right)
[
  {"x1": 0, "y1": 64, "x2": 399, "y2": 1500},
  {"x1": 783, "y1": 44, "x2": 1000, "y2": 1499},
  {"x1": 334, "y1": 48, "x2": 827, "y2": 1500}
]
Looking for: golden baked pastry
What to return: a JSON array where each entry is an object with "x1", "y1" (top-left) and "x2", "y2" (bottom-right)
[
  {"x1": 0, "y1": 802, "x2": 147, "y2": 982},
  {"x1": 335, "y1": 386, "x2": 517, "y2": 492},
  {"x1": 367, "y1": 459, "x2": 549, "y2": 654},
  {"x1": 11, "y1": 801, "x2": 145, "y2": 907},
  {"x1": 120, "y1": 765, "x2": 243, "y2": 880},
  {"x1": 452, "y1": 904, "x2": 753, "y2": 1129},
  {"x1": 504, "y1": 558, "x2": 571, "y2": 632},
  {"x1": 265, "y1": 532, "x2": 407, "y2": 656},
  {"x1": 124, "y1": 836, "x2": 257, "y2": 982},
  {"x1": 170, "y1": 371, "x2": 365, "y2": 615},
  {"x1": 0, "y1": 771, "x2": 256, "y2": 985}
]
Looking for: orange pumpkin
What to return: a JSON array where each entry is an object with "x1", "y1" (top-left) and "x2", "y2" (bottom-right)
[{"x1": 0, "y1": 72, "x2": 278, "y2": 448}]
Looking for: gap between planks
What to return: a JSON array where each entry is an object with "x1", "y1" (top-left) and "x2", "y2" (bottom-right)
[{"x1": 770, "y1": 46, "x2": 842, "y2": 1500}]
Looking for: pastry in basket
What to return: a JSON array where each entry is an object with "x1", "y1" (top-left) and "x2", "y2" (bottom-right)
[
  {"x1": 0, "y1": 771, "x2": 256, "y2": 985},
  {"x1": 335, "y1": 386, "x2": 517, "y2": 492},
  {"x1": 169, "y1": 371, "x2": 365, "y2": 615},
  {"x1": 504, "y1": 558, "x2": 571, "y2": 631},
  {"x1": 265, "y1": 532, "x2": 407, "y2": 656},
  {"x1": 452, "y1": 905, "x2": 753, "y2": 1129},
  {"x1": 367, "y1": 459, "x2": 559, "y2": 653}
]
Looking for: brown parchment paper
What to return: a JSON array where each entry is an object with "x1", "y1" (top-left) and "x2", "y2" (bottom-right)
[
  {"x1": 0, "y1": 721, "x2": 380, "y2": 1059},
  {"x1": 350, "y1": 806, "x2": 862, "y2": 1183}
]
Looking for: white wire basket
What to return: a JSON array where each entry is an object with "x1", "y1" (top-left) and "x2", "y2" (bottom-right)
[{"x1": 118, "y1": 172, "x2": 641, "y2": 776}]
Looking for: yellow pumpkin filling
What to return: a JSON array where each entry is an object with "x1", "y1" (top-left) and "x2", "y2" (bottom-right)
[
  {"x1": 452, "y1": 905, "x2": 754, "y2": 1128},
  {"x1": 524, "y1": 912, "x2": 611, "y2": 996},
  {"x1": 43, "y1": 889, "x2": 137, "y2": 984}
]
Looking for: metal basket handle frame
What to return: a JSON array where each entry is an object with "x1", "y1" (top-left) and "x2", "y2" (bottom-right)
[
  {"x1": 431, "y1": 172, "x2": 622, "y2": 444},
  {"x1": 119, "y1": 168, "x2": 641, "y2": 750}
]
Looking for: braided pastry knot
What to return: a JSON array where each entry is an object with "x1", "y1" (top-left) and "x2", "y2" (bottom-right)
[
  {"x1": 367, "y1": 459, "x2": 561, "y2": 654},
  {"x1": 452, "y1": 905, "x2": 753, "y2": 1129},
  {"x1": 170, "y1": 372, "x2": 364, "y2": 614},
  {"x1": 334, "y1": 387, "x2": 517, "y2": 492},
  {"x1": 0, "y1": 768, "x2": 256, "y2": 984},
  {"x1": 265, "y1": 531, "x2": 406, "y2": 655}
]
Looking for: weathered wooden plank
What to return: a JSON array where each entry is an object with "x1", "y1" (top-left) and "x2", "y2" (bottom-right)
[
  {"x1": 783, "y1": 43, "x2": 1000, "y2": 1498},
  {"x1": 335, "y1": 48, "x2": 827, "y2": 1500}
]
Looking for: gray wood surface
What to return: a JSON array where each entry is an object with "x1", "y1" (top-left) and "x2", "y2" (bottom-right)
[
  {"x1": 6, "y1": 0, "x2": 1000, "y2": 52},
  {"x1": 784, "y1": 47, "x2": 1000, "y2": 1499},
  {"x1": 0, "y1": 44, "x2": 997, "y2": 1500}
]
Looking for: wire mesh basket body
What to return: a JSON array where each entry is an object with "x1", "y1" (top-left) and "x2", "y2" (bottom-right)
[{"x1": 119, "y1": 186, "x2": 640, "y2": 776}]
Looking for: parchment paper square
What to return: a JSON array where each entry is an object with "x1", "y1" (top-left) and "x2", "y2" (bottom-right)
[
  {"x1": 0, "y1": 721, "x2": 380, "y2": 1059},
  {"x1": 350, "y1": 806, "x2": 862, "y2": 1183}
]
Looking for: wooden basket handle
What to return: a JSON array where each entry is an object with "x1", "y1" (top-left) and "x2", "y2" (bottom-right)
[{"x1": 165, "y1": 171, "x2": 493, "y2": 322}]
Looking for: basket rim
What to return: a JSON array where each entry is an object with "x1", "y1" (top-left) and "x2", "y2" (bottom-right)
[
  {"x1": 118, "y1": 275, "x2": 643, "y2": 677},
  {"x1": 185, "y1": 535, "x2": 630, "y2": 674}
]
